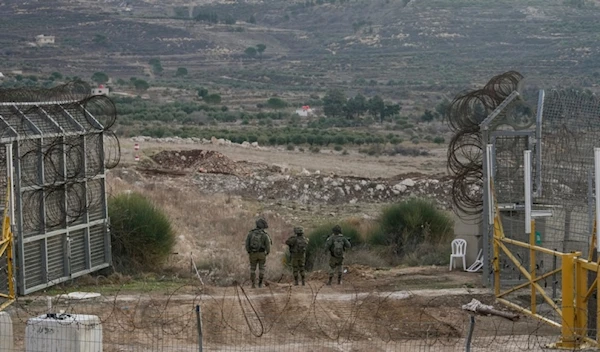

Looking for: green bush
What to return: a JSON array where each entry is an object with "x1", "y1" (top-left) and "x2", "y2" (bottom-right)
[
  {"x1": 108, "y1": 192, "x2": 176, "y2": 271},
  {"x1": 433, "y1": 136, "x2": 445, "y2": 144},
  {"x1": 369, "y1": 198, "x2": 454, "y2": 257}
]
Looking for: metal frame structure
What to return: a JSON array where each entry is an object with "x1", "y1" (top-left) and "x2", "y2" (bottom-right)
[
  {"x1": 481, "y1": 88, "x2": 600, "y2": 348},
  {"x1": 0, "y1": 153, "x2": 15, "y2": 310},
  {"x1": 0, "y1": 100, "x2": 111, "y2": 295}
]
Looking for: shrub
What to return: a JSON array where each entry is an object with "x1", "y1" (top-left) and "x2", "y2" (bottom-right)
[
  {"x1": 333, "y1": 145, "x2": 343, "y2": 151},
  {"x1": 310, "y1": 146, "x2": 320, "y2": 153},
  {"x1": 108, "y1": 192, "x2": 176, "y2": 271},
  {"x1": 368, "y1": 198, "x2": 454, "y2": 258},
  {"x1": 433, "y1": 136, "x2": 445, "y2": 144},
  {"x1": 286, "y1": 144, "x2": 295, "y2": 151}
]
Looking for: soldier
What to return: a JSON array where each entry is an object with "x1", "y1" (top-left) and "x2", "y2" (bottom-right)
[
  {"x1": 245, "y1": 218, "x2": 271, "y2": 288},
  {"x1": 325, "y1": 225, "x2": 351, "y2": 285},
  {"x1": 285, "y1": 226, "x2": 309, "y2": 286}
]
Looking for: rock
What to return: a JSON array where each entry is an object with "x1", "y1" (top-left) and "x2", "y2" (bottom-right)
[
  {"x1": 360, "y1": 180, "x2": 367, "y2": 186},
  {"x1": 217, "y1": 138, "x2": 226, "y2": 145},
  {"x1": 354, "y1": 184, "x2": 361, "y2": 191},
  {"x1": 251, "y1": 142, "x2": 259, "y2": 147},
  {"x1": 349, "y1": 198, "x2": 358, "y2": 204},
  {"x1": 301, "y1": 168, "x2": 311, "y2": 176},
  {"x1": 375, "y1": 184, "x2": 385, "y2": 191},
  {"x1": 291, "y1": 184, "x2": 298, "y2": 191},
  {"x1": 314, "y1": 170, "x2": 321, "y2": 175},
  {"x1": 400, "y1": 179, "x2": 415, "y2": 187}
]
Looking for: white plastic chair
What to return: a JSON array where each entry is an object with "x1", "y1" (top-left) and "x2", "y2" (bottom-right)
[
  {"x1": 449, "y1": 239, "x2": 467, "y2": 271},
  {"x1": 466, "y1": 249, "x2": 483, "y2": 273}
]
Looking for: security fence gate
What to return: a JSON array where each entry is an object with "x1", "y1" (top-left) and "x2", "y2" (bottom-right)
[{"x1": 0, "y1": 94, "x2": 113, "y2": 295}]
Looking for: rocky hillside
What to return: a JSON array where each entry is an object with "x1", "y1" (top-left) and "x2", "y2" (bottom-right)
[{"x1": 1, "y1": 0, "x2": 599, "y2": 96}]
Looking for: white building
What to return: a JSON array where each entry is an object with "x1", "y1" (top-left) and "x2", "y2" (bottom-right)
[
  {"x1": 295, "y1": 105, "x2": 314, "y2": 117},
  {"x1": 35, "y1": 35, "x2": 55, "y2": 46},
  {"x1": 91, "y1": 85, "x2": 110, "y2": 96}
]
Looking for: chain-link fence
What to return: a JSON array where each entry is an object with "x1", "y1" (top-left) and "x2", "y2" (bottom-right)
[{"x1": 0, "y1": 280, "x2": 583, "y2": 352}]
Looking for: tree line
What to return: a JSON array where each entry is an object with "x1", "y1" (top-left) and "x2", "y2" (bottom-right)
[{"x1": 323, "y1": 89, "x2": 401, "y2": 123}]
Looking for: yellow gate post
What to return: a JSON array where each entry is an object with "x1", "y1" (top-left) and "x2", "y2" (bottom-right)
[
  {"x1": 556, "y1": 252, "x2": 580, "y2": 349},
  {"x1": 575, "y1": 258, "x2": 588, "y2": 341},
  {"x1": 0, "y1": 180, "x2": 15, "y2": 311}
]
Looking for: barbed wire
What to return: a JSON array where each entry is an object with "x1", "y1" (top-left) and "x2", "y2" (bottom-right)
[
  {"x1": 446, "y1": 70, "x2": 526, "y2": 217},
  {"x1": 0, "y1": 271, "x2": 589, "y2": 352},
  {"x1": 0, "y1": 82, "x2": 120, "y2": 230}
]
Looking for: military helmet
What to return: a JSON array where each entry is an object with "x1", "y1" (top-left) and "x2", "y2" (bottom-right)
[
  {"x1": 294, "y1": 226, "x2": 304, "y2": 235},
  {"x1": 332, "y1": 225, "x2": 342, "y2": 234},
  {"x1": 256, "y1": 218, "x2": 268, "y2": 229}
]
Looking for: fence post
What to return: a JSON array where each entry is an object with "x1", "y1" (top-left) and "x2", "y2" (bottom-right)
[
  {"x1": 196, "y1": 305, "x2": 203, "y2": 352},
  {"x1": 465, "y1": 315, "x2": 475, "y2": 352}
]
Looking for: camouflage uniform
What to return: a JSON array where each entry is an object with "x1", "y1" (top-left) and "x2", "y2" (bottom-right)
[
  {"x1": 285, "y1": 227, "x2": 309, "y2": 286},
  {"x1": 245, "y1": 218, "x2": 272, "y2": 288},
  {"x1": 325, "y1": 225, "x2": 351, "y2": 285}
]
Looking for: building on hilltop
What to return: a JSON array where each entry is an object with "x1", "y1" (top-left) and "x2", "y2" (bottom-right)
[
  {"x1": 295, "y1": 105, "x2": 314, "y2": 117},
  {"x1": 35, "y1": 34, "x2": 55, "y2": 46},
  {"x1": 91, "y1": 84, "x2": 110, "y2": 96}
]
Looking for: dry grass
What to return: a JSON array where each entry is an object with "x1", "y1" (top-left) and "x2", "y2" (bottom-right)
[{"x1": 107, "y1": 171, "x2": 293, "y2": 285}]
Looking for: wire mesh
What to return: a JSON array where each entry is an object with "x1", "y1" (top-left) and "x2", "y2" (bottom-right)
[{"x1": 0, "y1": 82, "x2": 121, "y2": 294}]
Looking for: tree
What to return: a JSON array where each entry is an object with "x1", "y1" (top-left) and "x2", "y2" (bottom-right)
[
  {"x1": 267, "y1": 97, "x2": 287, "y2": 109},
  {"x1": 368, "y1": 95, "x2": 385, "y2": 122},
  {"x1": 91, "y1": 72, "x2": 109, "y2": 84},
  {"x1": 248, "y1": 15, "x2": 256, "y2": 24},
  {"x1": 435, "y1": 98, "x2": 451, "y2": 118},
  {"x1": 256, "y1": 44, "x2": 267, "y2": 58},
  {"x1": 323, "y1": 89, "x2": 347, "y2": 118},
  {"x1": 421, "y1": 109, "x2": 435, "y2": 122},
  {"x1": 175, "y1": 67, "x2": 188, "y2": 77},
  {"x1": 134, "y1": 79, "x2": 150, "y2": 91},
  {"x1": 245, "y1": 47, "x2": 257, "y2": 58},
  {"x1": 204, "y1": 93, "x2": 222, "y2": 104},
  {"x1": 344, "y1": 94, "x2": 367, "y2": 119},
  {"x1": 49, "y1": 72, "x2": 62, "y2": 81},
  {"x1": 384, "y1": 103, "x2": 401, "y2": 121},
  {"x1": 149, "y1": 58, "x2": 163, "y2": 75},
  {"x1": 197, "y1": 87, "x2": 208, "y2": 98}
]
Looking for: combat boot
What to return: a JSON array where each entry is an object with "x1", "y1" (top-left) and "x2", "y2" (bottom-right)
[
  {"x1": 294, "y1": 277, "x2": 299, "y2": 286},
  {"x1": 250, "y1": 273, "x2": 256, "y2": 288},
  {"x1": 258, "y1": 277, "x2": 263, "y2": 288},
  {"x1": 337, "y1": 274, "x2": 342, "y2": 285},
  {"x1": 327, "y1": 275, "x2": 333, "y2": 286},
  {"x1": 251, "y1": 281, "x2": 256, "y2": 288},
  {"x1": 301, "y1": 275, "x2": 305, "y2": 286}
]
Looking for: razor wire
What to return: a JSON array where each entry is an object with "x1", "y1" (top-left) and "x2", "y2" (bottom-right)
[
  {"x1": 0, "y1": 275, "x2": 582, "y2": 352},
  {"x1": 0, "y1": 82, "x2": 121, "y2": 230}
]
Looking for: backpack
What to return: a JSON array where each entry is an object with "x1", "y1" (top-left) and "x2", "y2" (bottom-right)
[
  {"x1": 295, "y1": 236, "x2": 308, "y2": 254},
  {"x1": 249, "y1": 230, "x2": 263, "y2": 252},
  {"x1": 332, "y1": 237, "x2": 345, "y2": 258}
]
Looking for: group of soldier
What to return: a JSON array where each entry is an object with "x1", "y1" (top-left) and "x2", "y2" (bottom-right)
[{"x1": 245, "y1": 218, "x2": 351, "y2": 288}]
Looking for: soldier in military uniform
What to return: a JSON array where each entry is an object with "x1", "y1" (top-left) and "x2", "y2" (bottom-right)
[
  {"x1": 325, "y1": 225, "x2": 351, "y2": 285},
  {"x1": 245, "y1": 218, "x2": 272, "y2": 288},
  {"x1": 285, "y1": 226, "x2": 309, "y2": 286}
]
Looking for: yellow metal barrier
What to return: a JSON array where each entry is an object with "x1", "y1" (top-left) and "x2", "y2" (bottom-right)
[
  {"x1": 491, "y1": 179, "x2": 600, "y2": 349},
  {"x1": 0, "y1": 179, "x2": 15, "y2": 311}
]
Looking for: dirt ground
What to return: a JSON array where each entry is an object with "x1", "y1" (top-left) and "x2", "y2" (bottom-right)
[
  {"x1": 120, "y1": 138, "x2": 449, "y2": 179},
  {"x1": 6, "y1": 266, "x2": 559, "y2": 352}
]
